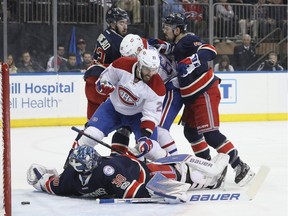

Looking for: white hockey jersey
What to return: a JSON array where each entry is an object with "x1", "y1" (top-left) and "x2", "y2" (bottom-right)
[{"x1": 99, "y1": 57, "x2": 166, "y2": 132}]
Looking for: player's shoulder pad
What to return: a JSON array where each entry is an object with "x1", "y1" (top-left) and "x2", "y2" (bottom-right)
[
  {"x1": 197, "y1": 44, "x2": 217, "y2": 55},
  {"x1": 84, "y1": 64, "x2": 106, "y2": 79},
  {"x1": 147, "y1": 74, "x2": 166, "y2": 96},
  {"x1": 112, "y1": 57, "x2": 137, "y2": 73},
  {"x1": 197, "y1": 44, "x2": 217, "y2": 61}
]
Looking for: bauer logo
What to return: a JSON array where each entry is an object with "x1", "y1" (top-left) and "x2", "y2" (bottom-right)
[
  {"x1": 190, "y1": 193, "x2": 241, "y2": 201},
  {"x1": 219, "y1": 79, "x2": 237, "y2": 104}
]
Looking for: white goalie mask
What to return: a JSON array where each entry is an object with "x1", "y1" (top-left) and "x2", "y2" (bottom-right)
[{"x1": 120, "y1": 34, "x2": 144, "y2": 57}]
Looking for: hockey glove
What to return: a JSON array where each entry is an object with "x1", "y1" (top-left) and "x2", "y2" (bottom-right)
[
  {"x1": 96, "y1": 79, "x2": 115, "y2": 95},
  {"x1": 136, "y1": 136, "x2": 153, "y2": 158},
  {"x1": 148, "y1": 38, "x2": 172, "y2": 55},
  {"x1": 27, "y1": 164, "x2": 58, "y2": 192},
  {"x1": 177, "y1": 54, "x2": 201, "y2": 77}
]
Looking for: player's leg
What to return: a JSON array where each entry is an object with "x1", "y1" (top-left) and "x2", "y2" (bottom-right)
[
  {"x1": 78, "y1": 99, "x2": 121, "y2": 147},
  {"x1": 197, "y1": 82, "x2": 255, "y2": 186},
  {"x1": 158, "y1": 88, "x2": 183, "y2": 155},
  {"x1": 110, "y1": 126, "x2": 131, "y2": 155},
  {"x1": 181, "y1": 104, "x2": 211, "y2": 160}
]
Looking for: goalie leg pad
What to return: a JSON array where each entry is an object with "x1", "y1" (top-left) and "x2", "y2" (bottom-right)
[
  {"x1": 146, "y1": 163, "x2": 178, "y2": 180},
  {"x1": 174, "y1": 153, "x2": 229, "y2": 189},
  {"x1": 146, "y1": 173, "x2": 190, "y2": 203}
]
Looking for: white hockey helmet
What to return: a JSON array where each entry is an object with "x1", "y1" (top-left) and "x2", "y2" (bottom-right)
[
  {"x1": 120, "y1": 34, "x2": 144, "y2": 57},
  {"x1": 137, "y1": 48, "x2": 160, "y2": 70}
]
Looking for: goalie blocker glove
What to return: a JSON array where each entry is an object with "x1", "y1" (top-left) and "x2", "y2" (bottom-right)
[{"x1": 96, "y1": 79, "x2": 115, "y2": 95}]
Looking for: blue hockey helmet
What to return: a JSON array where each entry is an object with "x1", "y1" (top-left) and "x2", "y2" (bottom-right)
[
  {"x1": 69, "y1": 145, "x2": 102, "y2": 173},
  {"x1": 106, "y1": 7, "x2": 130, "y2": 24},
  {"x1": 163, "y1": 13, "x2": 187, "y2": 31}
]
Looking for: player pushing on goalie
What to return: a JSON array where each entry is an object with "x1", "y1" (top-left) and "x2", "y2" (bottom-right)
[{"x1": 27, "y1": 145, "x2": 229, "y2": 203}]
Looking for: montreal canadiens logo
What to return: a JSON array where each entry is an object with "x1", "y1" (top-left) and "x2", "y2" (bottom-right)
[
  {"x1": 118, "y1": 86, "x2": 139, "y2": 106},
  {"x1": 103, "y1": 165, "x2": 115, "y2": 176}
]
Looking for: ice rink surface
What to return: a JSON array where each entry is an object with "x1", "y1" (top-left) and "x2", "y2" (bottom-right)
[{"x1": 11, "y1": 121, "x2": 287, "y2": 216}]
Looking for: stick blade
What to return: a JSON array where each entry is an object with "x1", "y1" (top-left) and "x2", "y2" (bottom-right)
[{"x1": 246, "y1": 165, "x2": 270, "y2": 200}]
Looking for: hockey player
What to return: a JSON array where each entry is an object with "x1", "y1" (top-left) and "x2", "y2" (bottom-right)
[
  {"x1": 27, "y1": 145, "x2": 229, "y2": 201},
  {"x1": 85, "y1": 7, "x2": 130, "y2": 119},
  {"x1": 149, "y1": 13, "x2": 255, "y2": 186},
  {"x1": 119, "y1": 34, "x2": 182, "y2": 156},
  {"x1": 83, "y1": 7, "x2": 132, "y2": 156},
  {"x1": 78, "y1": 48, "x2": 167, "y2": 161}
]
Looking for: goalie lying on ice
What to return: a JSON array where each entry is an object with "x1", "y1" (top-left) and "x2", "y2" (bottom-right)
[{"x1": 27, "y1": 145, "x2": 229, "y2": 202}]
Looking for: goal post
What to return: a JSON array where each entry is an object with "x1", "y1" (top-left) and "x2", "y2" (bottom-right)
[{"x1": 0, "y1": 62, "x2": 11, "y2": 216}]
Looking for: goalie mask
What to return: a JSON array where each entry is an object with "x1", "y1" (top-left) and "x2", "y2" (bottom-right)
[{"x1": 69, "y1": 145, "x2": 102, "y2": 173}]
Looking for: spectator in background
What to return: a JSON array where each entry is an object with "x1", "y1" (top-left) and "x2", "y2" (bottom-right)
[
  {"x1": 80, "y1": 52, "x2": 93, "y2": 72},
  {"x1": 116, "y1": 0, "x2": 141, "y2": 24},
  {"x1": 182, "y1": 0, "x2": 208, "y2": 39},
  {"x1": 215, "y1": 0, "x2": 237, "y2": 43},
  {"x1": 7, "y1": 54, "x2": 17, "y2": 74},
  {"x1": 214, "y1": 55, "x2": 234, "y2": 72},
  {"x1": 257, "y1": 51, "x2": 284, "y2": 71},
  {"x1": 162, "y1": 0, "x2": 184, "y2": 18},
  {"x1": 46, "y1": 44, "x2": 67, "y2": 72},
  {"x1": 17, "y1": 50, "x2": 45, "y2": 72},
  {"x1": 266, "y1": 0, "x2": 287, "y2": 39},
  {"x1": 76, "y1": 38, "x2": 87, "y2": 66},
  {"x1": 59, "y1": 53, "x2": 81, "y2": 72},
  {"x1": 254, "y1": 0, "x2": 270, "y2": 39},
  {"x1": 233, "y1": 34, "x2": 256, "y2": 71}
]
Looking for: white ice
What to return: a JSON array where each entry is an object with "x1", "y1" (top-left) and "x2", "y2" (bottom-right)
[{"x1": 11, "y1": 121, "x2": 288, "y2": 216}]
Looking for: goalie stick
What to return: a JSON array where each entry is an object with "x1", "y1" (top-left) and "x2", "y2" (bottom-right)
[{"x1": 95, "y1": 165, "x2": 270, "y2": 204}]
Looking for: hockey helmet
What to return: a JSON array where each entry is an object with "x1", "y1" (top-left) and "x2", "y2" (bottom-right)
[
  {"x1": 120, "y1": 34, "x2": 144, "y2": 57},
  {"x1": 163, "y1": 13, "x2": 187, "y2": 30},
  {"x1": 137, "y1": 48, "x2": 160, "y2": 70},
  {"x1": 106, "y1": 7, "x2": 130, "y2": 24},
  {"x1": 69, "y1": 145, "x2": 102, "y2": 173}
]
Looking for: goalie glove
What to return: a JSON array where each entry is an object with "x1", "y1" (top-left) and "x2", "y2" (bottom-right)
[
  {"x1": 177, "y1": 54, "x2": 201, "y2": 77},
  {"x1": 96, "y1": 79, "x2": 115, "y2": 95},
  {"x1": 27, "y1": 164, "x2": 58, "y2": 192}
]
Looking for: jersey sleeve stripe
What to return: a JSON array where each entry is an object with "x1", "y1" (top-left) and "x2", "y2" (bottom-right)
[{"x1": 180, "y1": 68, "x2": 214, "y2": 98}]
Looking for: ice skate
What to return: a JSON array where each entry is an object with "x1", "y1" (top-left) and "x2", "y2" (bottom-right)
[{"x1": 234, "y1": 161, "x2": 255, "y2": 187}]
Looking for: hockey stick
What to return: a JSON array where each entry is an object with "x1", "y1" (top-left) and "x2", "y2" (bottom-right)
[
  {"x1": 187, "y1": 165, "x2": 270, "y2": 202},
  {"x1": 95, "y1": 165, "x2": 270, "y2": 204},
  {"x1": 96, "y1": 197, "x2": 166, "y2": 204},
  {"x1": 71, "y1": 126, "x2": 123, "y2": 154}
]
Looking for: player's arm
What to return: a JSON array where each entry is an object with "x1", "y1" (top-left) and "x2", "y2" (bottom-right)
[
  {"x1": 141, "y1": 74, "x2": 166, "y2": 136},
  {"x1": 27, "y1": 164, "x2": 80, "y2": 196},
  {"x1": 177, "y1": 44, "x2": 217, "y2": 77}
]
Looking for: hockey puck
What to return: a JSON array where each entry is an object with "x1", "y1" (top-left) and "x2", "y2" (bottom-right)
[{"x1": 21, "y1": 201, "x2": 30, "y2": 205}]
